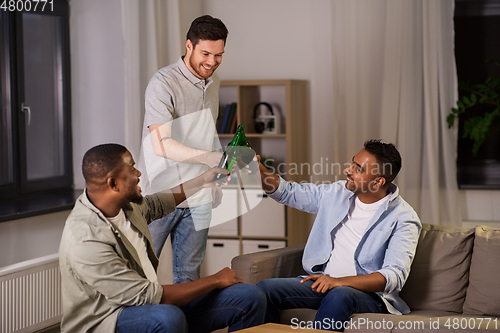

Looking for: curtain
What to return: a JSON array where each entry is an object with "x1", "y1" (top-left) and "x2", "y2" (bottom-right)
[
  {"x1": 331, "y1": 0, "x2": 460, "y2": 226},
  {"x1": 120, "y1": 0, "x2": 187, "y2": 159},
  {"x1": 120, "y1": 0, "x2": 203, "y2": 284}
]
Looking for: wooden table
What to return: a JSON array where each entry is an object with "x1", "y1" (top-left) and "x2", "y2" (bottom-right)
[{"x1": 236, "y1": 323, "x2": 325, "y2": 332}]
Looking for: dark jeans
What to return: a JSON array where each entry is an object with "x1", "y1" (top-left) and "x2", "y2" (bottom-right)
[
  {"x1": 116, "y1": 283, "x2": 266, "y2": 333},
  {"x1": 257, "y1": 277, "x2": 388, "y2": 332}
]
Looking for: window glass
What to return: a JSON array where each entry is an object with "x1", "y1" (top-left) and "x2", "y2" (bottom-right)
[{"x1": 22, "y1": 13, "x2": 65, "y2": 181}]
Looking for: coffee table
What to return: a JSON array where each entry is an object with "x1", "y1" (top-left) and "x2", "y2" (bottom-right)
[{"x1": 236, "y1": 323, "x2": 325, "y2": 332}]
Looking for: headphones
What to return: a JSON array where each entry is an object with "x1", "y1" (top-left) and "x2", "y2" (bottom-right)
[{"x1": 253, "y1": 102, "x2": 275, "y2": 133}]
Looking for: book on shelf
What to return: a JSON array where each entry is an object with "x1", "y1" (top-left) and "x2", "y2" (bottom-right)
[
  {"x1": 225, "y1": 102, "x2": 237, "y2": 133},
  {"x1": 229, "y1": 104, "x2": 238, "y2": 133},
  {"x1": 218, "y1": 102, "x2": 237, "y2": 133},
  {"x1": 216, "y1": 105, "x2": 225, "y2": 131},
  {"x1": 218, "y1": 103, "x2": 232, "y2": 133}
]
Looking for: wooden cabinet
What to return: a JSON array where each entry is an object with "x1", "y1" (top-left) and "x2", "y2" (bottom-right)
[{"x1": 201, "y1": 80, "x2": 311, "y2": 277}]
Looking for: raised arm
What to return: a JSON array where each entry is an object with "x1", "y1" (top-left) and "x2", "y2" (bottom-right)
[
  {"x1": 149, "y1": 124, "x2": 221, "y2": 167},
  {"x1": 257, "y1": 156, "x2": 323, "y2": 214},
  {"x1": 169, "y1": 166, "x2": 228, "y2": 206},
  {"x1": 258, "y1": 157, "x2": 281, "y2": 194}
]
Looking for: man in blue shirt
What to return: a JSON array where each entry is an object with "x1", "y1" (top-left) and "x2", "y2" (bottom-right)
[{"x1": 256, "y1": 140, "x2": 421, "y2": 331}]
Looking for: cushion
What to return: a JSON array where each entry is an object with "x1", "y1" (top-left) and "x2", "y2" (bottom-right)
[
  {"x1": 463, "y1": 225, "x2": 500, "y2": 316},
  {"x1": 400, "y1": 223, "x2": 474, "y2": 313}
]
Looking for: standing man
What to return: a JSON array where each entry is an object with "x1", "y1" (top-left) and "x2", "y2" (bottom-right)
[
  {"x1": 256, "y1": 140, "x2": 421, "y2": 331},
  {"x1": 138, "y1": 15, "x2": 227, "y2": 283},
  {"x1": 59, "y1": 144, "x2": 265, "y2": 333}
]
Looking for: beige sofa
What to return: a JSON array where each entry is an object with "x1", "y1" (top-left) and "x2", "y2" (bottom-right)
[{"x1": 231, "y1": 223, "x2": 500, "y2": 332}]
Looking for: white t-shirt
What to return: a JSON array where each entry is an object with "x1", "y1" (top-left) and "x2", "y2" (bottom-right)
[
  {"x1": 323, "y1": 195, "x2": 390, "y2": 278},
  {"x1": 108, "y1": 210, "x2": 158, "y2": 284}
]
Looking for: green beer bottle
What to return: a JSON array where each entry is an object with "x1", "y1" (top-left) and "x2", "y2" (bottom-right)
[{"x1": 214, "y1": 125, "x2": 256, "y2": 181}]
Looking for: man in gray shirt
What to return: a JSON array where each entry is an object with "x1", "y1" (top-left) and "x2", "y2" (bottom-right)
[{"x1": 138, "y1": 15, "x2": 227, "y2": 283}]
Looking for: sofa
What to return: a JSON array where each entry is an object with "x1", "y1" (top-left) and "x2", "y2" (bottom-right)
[{"x1": 231, "y1": 223, "x2": 500, "y2": 332}]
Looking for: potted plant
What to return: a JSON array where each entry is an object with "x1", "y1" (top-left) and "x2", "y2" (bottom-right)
[{"x1": 447, "y1": 59, "x2": 500, "y2": 157}]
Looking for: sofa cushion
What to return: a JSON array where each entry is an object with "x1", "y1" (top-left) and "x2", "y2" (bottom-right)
[
  {"x1": 400, "y1": 223, "x2": 474, "y2": 313},
  {"x1": 463, "y1": 225, "x2": 500, "y2": 317}
]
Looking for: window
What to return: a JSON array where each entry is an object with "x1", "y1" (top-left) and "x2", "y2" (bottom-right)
[
  {"x1": 0, "y1": 0, "x2": 72, "y2": 200},
  {"x1": 454, "y1": 0, "x2": 500, "y2": 189}
]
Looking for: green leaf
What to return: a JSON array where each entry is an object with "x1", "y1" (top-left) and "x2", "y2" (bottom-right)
[
  {"x1": 463, "y1": 96, "x2": 472, "y2": 105},
  {"x1": 447, "y1": 114, "x2": 456, "y2": 128},
  {"x1": 463, "y1": 114, "x2": 495, "y2": 157},
  {"x1": 470, "y1": 93, "x2": 477, "y2": 104},
  {"x1": 457, "y1": 100, "x2": 465, "y2": 109},
  {"x1": 451, "y1": 108, "x2": 459, "y2": 114}
]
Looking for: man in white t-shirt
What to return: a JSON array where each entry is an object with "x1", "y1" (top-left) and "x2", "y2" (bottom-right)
[{"x1": 256, "y1": 140, "x2": 421, "y2": 331}]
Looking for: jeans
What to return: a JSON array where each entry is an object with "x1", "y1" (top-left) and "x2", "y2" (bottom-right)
[
  {"x1": 116, "y1": 304, "x2": 187, "y2": 333},
  {"x1": 257, "y1": 277, "x2": 388, "y2": 332},
  {"x1": 116, "y1": 283, "x2": 266, "y2": 333},
  {"x1": 148, "y1": 203, "x2": 211, "y2": 284}
]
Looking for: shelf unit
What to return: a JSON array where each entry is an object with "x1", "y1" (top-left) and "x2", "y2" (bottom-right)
[{"x1": 201, "y1": 80, "x2": 311, "y2": 277}]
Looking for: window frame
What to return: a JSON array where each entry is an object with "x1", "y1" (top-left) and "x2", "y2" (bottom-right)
[
  {"x1": 0, "y1": 0, "x2": 72, "y2": 199},
  {"x1": 454, "y1": 0, "x2": 500, "y2": 189}
]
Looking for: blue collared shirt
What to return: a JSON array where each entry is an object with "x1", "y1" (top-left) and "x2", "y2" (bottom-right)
[{"x1": 269, "y1": 178, "x2": 421, "y2": 315}]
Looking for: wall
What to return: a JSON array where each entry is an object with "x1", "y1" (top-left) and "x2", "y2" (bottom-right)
[
  {"x1": 462, "y1": 190, "x2": 500, "y2": 228},
  {"x1": 70, "y1": 0, "x2": 127, "y2": 189},
  {"x1": 203, "y1": 0, "x2": 500, "y2": 228},
  {"x1": 0, "y1": 0, "x2": 127, "y2": 269},
  {"x1": 204, "y1": 0, "x2": 335, "y2": 185},
  {"x1": 3, "y1": 0, "x2": 499, "y2": 271},
  {"x1": 0, "y1": 211, "x2": 70, "y2": 267}
]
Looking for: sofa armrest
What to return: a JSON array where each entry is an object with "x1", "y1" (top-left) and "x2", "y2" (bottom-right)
[{"x1": 231, "y1": 244, "x2": 306, "y2": 284}]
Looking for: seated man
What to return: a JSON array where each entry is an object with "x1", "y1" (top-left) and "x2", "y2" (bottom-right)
[
  {"x1": 59, "y1": 143, "x2": 265, "y2": 333},
  {"x1": 256, "y1": 140, "x2": 421, "y2": 332}
]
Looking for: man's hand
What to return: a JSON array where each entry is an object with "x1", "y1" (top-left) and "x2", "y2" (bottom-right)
[
  {"x1": 256, "y1": 155, "x2": 280, "y2": 194},
  {"x1": 211, "y1": 267, "x2": 243, "y2": 289},
  {"x1": 161, "y1": 267, "x2": 243, "y2": 307},
  {"x1": 301, "y1": 274, "x2": 342, "y2": 293},
  {"x1": 301, "y1": 272, "x2": 386, "y2": 294},
  {"x1": 171, "y1": 167, "x2": 228, "y2": 206},
  {"x1": 200, "y1": 167, "x2": 229, "y2": 187},
  {"x1": 203, "y1": 151, "x2": 223, "y2": 168},
  {"x1": 212, "y1": 186, "x2": 223, "y2": 208}
]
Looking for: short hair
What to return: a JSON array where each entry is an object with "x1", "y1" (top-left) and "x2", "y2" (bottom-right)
[
  {"x1": 363, "y1": 139, "x2": 402, "y2": 184},
  {"x1": 186, "y1": 15, "x2": 228, "y2": 48},
  {"x1": 82, "y1": 144, "x2": 128, "y2": 184}
]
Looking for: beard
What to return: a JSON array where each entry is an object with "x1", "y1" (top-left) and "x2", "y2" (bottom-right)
[
  {"x1": 189, "y1": 55, "x2": 217, "y2": 79},
  {"x1": 126, "y1": 185, "x2": 143, "y2": 205},
  {"x1": 129, "y1": 194, "x2": 143, "y2": 205}
]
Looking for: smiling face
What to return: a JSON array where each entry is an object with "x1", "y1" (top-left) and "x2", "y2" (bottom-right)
[
  {"x1": 344, "y1": 149, "x2": 386, "y2": 197},
  {"x1": 184, "y1": 39, "x2": 225, "y2": 79},
  {"x1": 115, "y1": 151, "x2": 143, "y2": 204}
]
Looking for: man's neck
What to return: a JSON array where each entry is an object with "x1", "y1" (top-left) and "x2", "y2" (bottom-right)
[
  {"x1": 86, "y1": 190, "x2": 122, "y2": 218},
  {"x1": 356, "y1": 189, "x2": 389, "y2": 204}
]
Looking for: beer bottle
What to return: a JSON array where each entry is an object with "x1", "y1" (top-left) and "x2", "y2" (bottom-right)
[{"x1": 214, "y1": 125, "x2": 256, "y2": 181}]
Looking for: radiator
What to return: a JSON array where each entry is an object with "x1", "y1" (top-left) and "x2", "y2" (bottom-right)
[{"x1": 0, "y1": 254, "x2": 61, "y2": 333}]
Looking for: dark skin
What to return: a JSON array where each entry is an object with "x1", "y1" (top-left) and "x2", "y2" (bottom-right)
[
  {"x1": 256, "y1": 149, "x2": 388, "y2": 294},
  {"x1": 86, "y1": 151, "x2": 242, "y2": 307}
]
